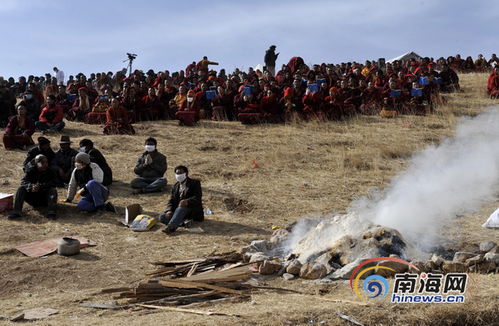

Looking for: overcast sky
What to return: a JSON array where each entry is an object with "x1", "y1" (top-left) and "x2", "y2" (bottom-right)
[{"x1": 1, "y1": 0, "x2": 498, "y2": 78}]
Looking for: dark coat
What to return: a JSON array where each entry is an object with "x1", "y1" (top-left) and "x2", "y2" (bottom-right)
[
  {"x1": 54, "y1": 148, "x2": 78, "y2": 174},
  {"x1": 23, "y1": 146, "x2": 56, "y2": 171},
  {"x1": 21, "y1": 164, "x2": 57, "y2": 191},
  {"x1": 133, "y1": 150, "x2": 167, "y2": 179},
  {"x1": 165, "y1": 177, "x2": 204, "y2": 221},
  {"x1": 86, "y1": 147, "x2": 112, "y2": 186}
]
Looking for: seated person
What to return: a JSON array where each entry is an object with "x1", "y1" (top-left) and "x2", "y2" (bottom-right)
[
  {"x1": 103, "y1": 98, "x2": 135, "y2": 135},
  {"x1": 78, "y1": 139, "x2": 113, "y2": 186},
  {"x1": 85, "y1": 91, "x2": 110, "y2": 124},
  {"x1": 159, "y1": 165, "x2": 204, "y2": 234},
  {"x1": 65, "y1": 152, "x2": 115, "y2": 212},
  {"x1": 53, "y1": 135, "x2": 78, "y2": 186},
  {"x1": 8, "y1": 154, "x2": 57, "y2": 219},
  {"x1": 35, "y1": 95, "x2": 65, "y2": 133},
  {"x1": 23, "y1": 136, "x2": 55, "y2": 171},
  {"x1": 131, "y1": 137, "x2": 167, "y2": 194},
  {"x1": 176, "y1": 90, "x2": 200, "y2": 126},
  {"x1": 67, "y1": 87, "x2": 91, "y2": 121},
  {"x1": 487, "y1": 66, "x2": 499, "y2": 99},
  {"x1": 3, "y1": 104, "x2": 35, "y2": 150}
]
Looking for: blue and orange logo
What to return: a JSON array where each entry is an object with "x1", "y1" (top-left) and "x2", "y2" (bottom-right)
[{"x1": 349, "y1": 257, "x2": 417, "y2": 300}]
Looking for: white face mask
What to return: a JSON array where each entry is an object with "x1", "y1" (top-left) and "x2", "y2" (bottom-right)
[
  {"x1": 175, "y1": 173, "x2": 187, "y2": 183},
  {"x1": 145, "y1": 145, "x2": 155, "y2": 152},
  {"x1": 75, "y1": 162, "x2": 85, "y2": 170},
  {"x1": 79, "y1": 146, "x2": 86, "y2": 152},
  {"x1": 187, "y1": 97, "x2": 194, "y2": 103}
]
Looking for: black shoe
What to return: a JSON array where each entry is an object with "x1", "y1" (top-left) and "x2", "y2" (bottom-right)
[
  {"x1": 162, "y1": 225, "x2": 176, "y2": 235},
  {"x1": 46, "y1": 213, "x2": 57, "y2": 220},
  {"x1": 182, "y1": 219, "x2": 193, "y2": 228},
  {"x1": 105, "y1": 202, "x2": 117, "y2": 214},
  {"x1": 7, "y1": 213, "x2": 21, "y2": 220}
]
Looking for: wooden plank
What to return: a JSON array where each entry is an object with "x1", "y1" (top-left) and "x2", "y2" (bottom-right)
[
  {"x1": 158, "y1": 280, "x2": 243, "y2": 295},
  {"x1": 137, "y1": 304, "x2": 242, "y2": 317}
]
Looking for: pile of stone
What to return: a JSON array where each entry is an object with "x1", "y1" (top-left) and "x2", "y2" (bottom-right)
[{"x1": 241, "y1": 214, "x2": 498, "y2": 281}]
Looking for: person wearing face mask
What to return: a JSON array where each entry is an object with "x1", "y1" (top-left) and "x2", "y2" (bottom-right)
[
  {"x1": 8, "y1": 154, "x2": 58, "y2": 220},
  {"x1": 78, "y1": 139, "x2": 113, "y2": 186},
  {"x1": 35, "y1": 95, "x2": 65, "y2": 133},
  {"x1": 159, "y1": 165, "x2": 204, "y2": 234},
  {"x1": 65, "y1": 152, "x2": 115, "y2": 212},
  {"x1": 131, "y1": 137, "x2": 167, "y2": 194},
  {"x1": 176, "y1": 89, "x2": 199, "y2": 126}
]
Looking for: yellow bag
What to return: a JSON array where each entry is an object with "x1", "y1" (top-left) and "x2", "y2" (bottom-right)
[{"x1": 130, "y1": 214, "x2": 157, "y2": 232}]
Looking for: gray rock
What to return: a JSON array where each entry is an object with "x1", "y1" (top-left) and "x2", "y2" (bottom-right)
[
  {"x1": 465, "y1": 255, "x2": 483, "y2": 266},
  {"x1": 484, "y1": 252, "x2": 499, "y2": 264},
  {"x1": 249, "y1": 252, "x2": 270, "y2": 263},
  {"x1": 442, "y1": 261, "x2": 467, "y2": 273},
  {"x1": 430, "y1": 254, "x2": 444, "y2": 267},
  {"x1": 241, "y1": 240, "x2": 271, "y2": 254},
  {"x1": 375, "y1": 260, "x2": 408, "y2": 278},
  {"x1": 270, "y1": 229, "x2": 289, "y2": 244},
  {"x1": 258, "y1": 260, "x2": 283, "y2": 275},
  {"x1": 282, "y1": 273, "x2": 295, "y2": 280},
  {"x1": 479, "y1": 241, "x2": 497, "y2": 253},
  {"x1": 286, "y1": 260, "x2": 302, "y2": 275},
  {"x1": 453, "y1": 252, "x2": 477, "y2": 263},
  {"x1": 299, "y1": 262, "x2": 328, "y2": 279},
  {"x1": 328, "y1": 258, "x2": 364, "y2": 280}
]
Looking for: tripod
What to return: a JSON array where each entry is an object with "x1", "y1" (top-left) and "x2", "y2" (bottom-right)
[{"x1": 123, "y1": 53, "x2": 137, "y2": 77}]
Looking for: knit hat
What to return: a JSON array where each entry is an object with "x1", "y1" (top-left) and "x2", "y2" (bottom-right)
[
  {"x1": 75, "y1": 152, "x2": 90, "y2": 165},
  {"x1": 34, "y1": 154, "x2": 47, "y2": 163}
]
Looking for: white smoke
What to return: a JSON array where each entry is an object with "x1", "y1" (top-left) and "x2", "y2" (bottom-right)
[{"x1": 353, "y1": 107, "x2": 499, "y2": 246}]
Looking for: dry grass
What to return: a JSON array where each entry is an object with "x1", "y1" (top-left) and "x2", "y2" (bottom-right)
[{"x1": 0, "y1": 73, "x2": 498, "y2": 325}]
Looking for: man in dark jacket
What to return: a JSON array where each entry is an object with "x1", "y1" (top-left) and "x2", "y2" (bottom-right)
[
  {"x1": 78, "y1": 138, "x2": 113, "y2": 186},
  {"x1": 23, "y1": 136, "x2": 55, "y2": 171},
  {"x1": 8, "y1": 154, "x2": 58, "y2": 219},
  {"x1": 159, "y1": 165, "x2": 203, "y2": 234},
  {"x1": 53, "y1": 135, "x2": 78, "y2": 186},
  {"x1": 264, "y1": 45, "x2": 279, "y2": 76},
  {"x1": 131, "y1": 137, "x2": 167, "y2": 194}
]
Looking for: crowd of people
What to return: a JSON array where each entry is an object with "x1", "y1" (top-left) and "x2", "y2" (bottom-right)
[
  {"x1": 2, "y1": 50, "x2": 498, "y2": 233},
  {"x1": 8, "y1": 135, "x2": 203, "y2": 234}
]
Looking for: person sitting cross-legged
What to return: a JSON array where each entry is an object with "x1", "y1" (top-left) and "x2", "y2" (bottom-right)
[
  {"x1": 158, "y1": 165, "x2": 204, "y2": 234},
  {"x1": 131, "y1": 137, "x2": 167, "y2": 194},
  {"x1": 65, "y1": 152, "x2": 115, "y2": 212},
  {"x1": 8, "y1": 154, "x2": 58, "y2": 220}
]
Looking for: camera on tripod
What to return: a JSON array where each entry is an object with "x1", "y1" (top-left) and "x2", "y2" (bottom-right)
[{"x1": 127, "y1": 53, "x2": 137, "y2": 60}]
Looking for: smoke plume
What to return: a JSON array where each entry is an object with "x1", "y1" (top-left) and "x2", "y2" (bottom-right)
[{"x1": 353, "y1": 107, "x2": 499, "y2": 246}]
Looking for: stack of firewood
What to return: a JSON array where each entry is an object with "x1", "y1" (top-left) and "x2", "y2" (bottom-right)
[{"x1": 99, "y1": 252, "x2": 256, "y2": 310}]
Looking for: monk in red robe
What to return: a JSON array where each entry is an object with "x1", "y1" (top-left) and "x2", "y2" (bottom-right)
[
  {"x1": 487, "y1": 66, "x2": 499, "y2": 99},
  {"x1": 176, "y1": 90, "x2": 199, "y2": 126},
  {"x1": 103, "y1": 98, "x2": 135, "y2": 135},
  {"x1": 138, "y1": 88, "x2": 163, "y2": 121},
  {"x1": 3, "y1": 105, "x2": 35, "y2": 150}
]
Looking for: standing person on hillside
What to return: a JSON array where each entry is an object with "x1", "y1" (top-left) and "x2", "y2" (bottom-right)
[
  {"x1": 158, "y1": 165, "x2": 204, "y2": 234},
  {"x1": 264, "y1": 45, "x2": 279, "y2": 76},
  {"x1": 197, "y1": 56, "x2": 219, "y2": 75},
  {"x1": 53, "y1": 67, "x2": 65, "y2": 86},
  {"x1": 78, "y1": 139, "x2": 113, "y2": 186},
  {"x1": 131, "y1": 137, "x2": 167, "y2": 194}
]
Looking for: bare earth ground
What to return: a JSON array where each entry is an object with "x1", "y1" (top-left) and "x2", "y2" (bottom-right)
[{"x1": 0, "y1": 73, "x2": 498, "y2": 325}]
